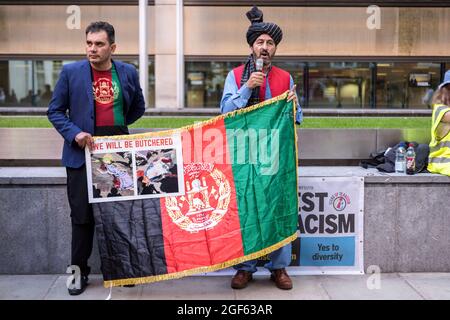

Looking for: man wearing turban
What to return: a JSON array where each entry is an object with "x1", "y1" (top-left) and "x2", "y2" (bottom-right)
[
  {"x1": 220, "y1": 6, "x2": 301, "y2": 290},
  {"x1": 221, "y1": 5, "x2": 302, "y2": 125}
]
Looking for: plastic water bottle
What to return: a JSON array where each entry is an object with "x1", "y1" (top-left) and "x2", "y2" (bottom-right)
[
  {"x1": 406, "y1": 143, "x2": 416, "y2": 175},
  {"x1": 395, "y1": 143, "x2": 406, "y2": 173}
]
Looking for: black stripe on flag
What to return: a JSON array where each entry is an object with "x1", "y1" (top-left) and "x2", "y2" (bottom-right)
[{"x1": 93, "y1": 199, "x2": 168, "y2": 281}]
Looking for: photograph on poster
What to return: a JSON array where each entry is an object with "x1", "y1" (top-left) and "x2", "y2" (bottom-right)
[
  {"x1": 91, "y1": 152, "x2": 135, "y2": 198},
  {"x1": 136, "y1": 148, "x2": 179, "y2": 195}
]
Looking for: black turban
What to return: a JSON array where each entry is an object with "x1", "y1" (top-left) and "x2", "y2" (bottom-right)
[{"x1": 246, "y1": 6, "x2": 283, "y2": 46}]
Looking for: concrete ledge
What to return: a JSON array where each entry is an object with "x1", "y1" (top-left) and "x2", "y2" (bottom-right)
[
  {"x1": 1, "y1": 166, "x2": 450, "y2": 274},
  {"x1": 299, "y1": 166, "x2": 450, "y2": 184},
  {"x1": 2, "y1": 166, "x2": 450, "y2": 184},
  {"x1": 144, "y1": 108, "x2": 432, "y2": 117},
  {"x1": 0, "y1": 107, "x2": 432, "y2": 117},
  {"x1": 0, "y1": 167, "x2": 67, "y2": 185},
  {"x1": 0, "y1": 128, "x2": 431, "y2": 166}
]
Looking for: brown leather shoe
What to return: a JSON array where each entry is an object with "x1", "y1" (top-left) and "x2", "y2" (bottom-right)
[
  {"x1": 270, "y1": 268, "x2": 293, "y2": 290},
  {"x1": 231, "y1": 270, "x2": 253, "y2": 289}
]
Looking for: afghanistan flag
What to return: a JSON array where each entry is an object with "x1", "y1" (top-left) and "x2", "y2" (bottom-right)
[{"x1": 92, "y1": 92, "x2": 299, "y2": 287}]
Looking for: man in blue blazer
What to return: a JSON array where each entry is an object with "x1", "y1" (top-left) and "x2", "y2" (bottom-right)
[{"x1": 47, "y1": 21, "x2": 145, "y2": 295}]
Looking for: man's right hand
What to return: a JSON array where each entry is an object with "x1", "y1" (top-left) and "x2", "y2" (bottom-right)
[
  {"x1": 245, "y1": 71, "x2": 265, "y2": 89},
  {"x1": 74, "y1": 132, "x2": 94, "y2": 151}
]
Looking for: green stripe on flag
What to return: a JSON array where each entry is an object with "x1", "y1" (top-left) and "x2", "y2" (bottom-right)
[
  {"x1": 112, "y1": 64, "x2": 125, "y2": 126},
  {"x1": 224, "y1": 98, "x2": 298, "y2": 255}
]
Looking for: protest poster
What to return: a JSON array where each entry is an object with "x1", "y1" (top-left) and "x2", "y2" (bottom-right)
[
  {"x1": 85, "y1": 133, "x2": 185, "y2": 203},
  {"x1": 297, "y1": 177, "x2": 364, "y2": 274}
]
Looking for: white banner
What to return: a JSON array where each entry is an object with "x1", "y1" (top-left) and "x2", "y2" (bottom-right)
[{"x1": 296, "y1": 177, "x2": 364, "y2": 275}]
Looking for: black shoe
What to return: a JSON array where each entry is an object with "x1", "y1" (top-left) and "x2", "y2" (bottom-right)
[{"x1": 68, "y1": 275, "x2": 89, "y2": 296}]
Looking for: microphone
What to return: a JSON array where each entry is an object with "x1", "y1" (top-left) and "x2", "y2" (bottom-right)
[{"x1": 255, "y1": 58, "x2": 264, "y2": 72}]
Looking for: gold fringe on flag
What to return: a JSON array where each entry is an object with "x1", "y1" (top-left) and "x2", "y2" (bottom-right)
[
  {"x1": 292, "y1": 93, "x2": 300, "y2": 217},
  {"x1": 99, "y1": 91, "x2": 298, "y2": 287},
  {"x1": 103, "y1": 232, "x2": 297, "y2": 288}
]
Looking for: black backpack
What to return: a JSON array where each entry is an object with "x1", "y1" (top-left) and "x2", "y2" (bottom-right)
[
  {"x1": 360, "y1": 141, "x2": 429, "y2": 173},
  {"x1": 414, "y1": 143, "x2": 430, "y2": 173}
]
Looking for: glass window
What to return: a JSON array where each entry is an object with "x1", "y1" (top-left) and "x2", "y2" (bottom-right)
[
  {"x1": 376, "y1": 62, "x2": 440, "y2": 109},
  {"x1": 122, "y1": 59, "x2": 155, "y2": 108},
  {"x1": 0, "y1": 60, "x2": 79, "y2": 107},
  {"x1": 275, "y1": 60, "x2": 306, "y2": 106},
  {"x1": 0, "y1": 60, "x2": 33, "y2": 107},
  {"x1": 0, "y1": 58, "x2": 155, "y2": 108},
  {"x1": 148, "y1": 60, "x2": 155, "y2": 108},
  {"x1": 184, "y1": 60, "x2": 446, "y2": 110},
  {"x1": 185, "y1": 60, "x2": 306, "y2": 108},
  {"x1": 307, "y1": 62, "x2": 372, "y2": 109},
  {"x1": 185, "y1": 61, "x2": 241, "y2": 108},
  {"x1": 36, "y1": 60, "x2": 77, "y2": 107}
]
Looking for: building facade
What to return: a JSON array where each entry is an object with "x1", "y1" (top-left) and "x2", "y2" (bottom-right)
[{"x1": 0, "y1": 0, "x2": 450, "y2": 110}]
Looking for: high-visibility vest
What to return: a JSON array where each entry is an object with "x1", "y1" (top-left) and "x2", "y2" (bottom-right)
[{"x1": 428, "y1": 104, "x2": 450, "y2": 176}]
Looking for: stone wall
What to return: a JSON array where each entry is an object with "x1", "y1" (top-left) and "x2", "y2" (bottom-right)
[{"x1": 1, "y1": 167, "x2": 449, "y2": 274}]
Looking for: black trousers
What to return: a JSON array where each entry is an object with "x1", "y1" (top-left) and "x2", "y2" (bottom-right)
[{"x1": 66, "y1": 165, "x2": 94, "y2": 276}]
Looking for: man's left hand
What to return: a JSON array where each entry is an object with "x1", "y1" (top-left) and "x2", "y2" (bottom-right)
[{"x1": 287, "y1": 84, "x2": 297, "y2": 104}]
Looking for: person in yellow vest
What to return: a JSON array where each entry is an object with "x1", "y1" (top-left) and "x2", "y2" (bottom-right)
[{"x1": 428, "y1": 70, "x2": 450, "y2": 176}]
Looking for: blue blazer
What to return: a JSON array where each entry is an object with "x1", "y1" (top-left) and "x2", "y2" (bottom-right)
[{"x1": 47, "y1": 60, "x2": 146, "y2": 168}]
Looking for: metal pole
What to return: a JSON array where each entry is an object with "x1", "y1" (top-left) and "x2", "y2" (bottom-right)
[
  {"x1": 176, "y1": 0, "x2": 184, "y2": 108},
  {"x1": 139, "y1": 0, "x2": 149, "y2": 106}
]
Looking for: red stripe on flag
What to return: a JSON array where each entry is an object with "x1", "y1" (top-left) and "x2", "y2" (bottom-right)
[{"x1": 160, "y1": 119, "x2": 243, "y2": 273}]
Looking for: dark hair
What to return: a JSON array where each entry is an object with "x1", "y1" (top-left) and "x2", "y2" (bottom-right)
[
  {"x1": 85, "y1": 21, "x2": 115, "y2": 44},
  {"x1": 432, "y1": 84, "x2": 450, "y2": 108}
]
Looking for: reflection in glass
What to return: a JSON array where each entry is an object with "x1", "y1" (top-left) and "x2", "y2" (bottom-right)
[
  {"x1": 185, "y1": 60, "x2": 443, "y2": 109},
  {"x1": 376, "y1": 62, "x2": 440, "y2": 109},
  {"x1": 0, "y1": 60, "x2": 33, "y2": 106},
  {"x1": 2, "y1": 58, "x2": 445, "y2": 110},
  {"x1": 275, "y1": 60, "x2": 306, "y2": 107},
  {"x1": 185, "y1": 60, "x2": 306, "y2": 108},
  {"x1": 126, "y1": 59, "x2": 156, "y2": 108},
  {"x1": 307, "y1": 62, "x2": 371, "y2": 109},
  {"x1": 0, "y1": 58, "x2": 155, "y2": 108},
  {"x1": 185, "y1": 61, "x2": 241, "y2": 108}
]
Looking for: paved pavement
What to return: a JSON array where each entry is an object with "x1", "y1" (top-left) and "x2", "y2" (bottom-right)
[{"x1": 1, "y1": 272, "x2": 450, "y2": 300}]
